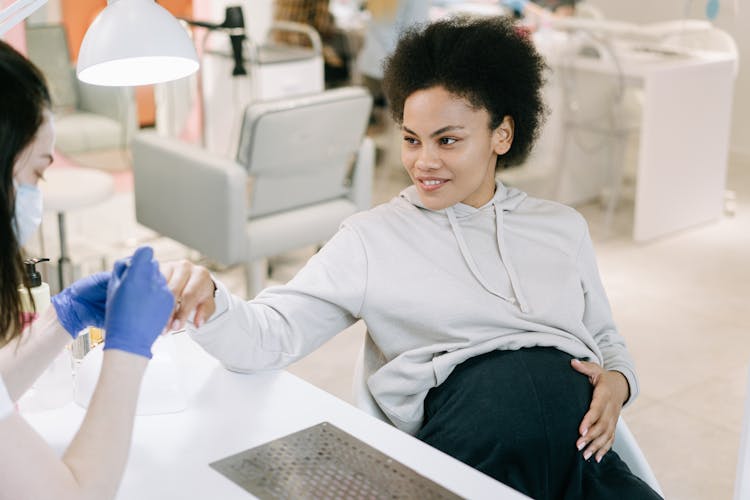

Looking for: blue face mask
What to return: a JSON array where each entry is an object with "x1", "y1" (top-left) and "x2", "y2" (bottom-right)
[{"x1": 13, "y1": 181, "x2": 44, "y2": 246}]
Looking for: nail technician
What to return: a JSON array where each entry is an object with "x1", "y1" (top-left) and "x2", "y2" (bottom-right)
[{"x1": 0, "y1": 41, "x2": 174, "y2": 500}]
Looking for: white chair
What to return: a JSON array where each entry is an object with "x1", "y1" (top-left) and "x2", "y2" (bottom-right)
[
  {"x1": 132, "y1": 87, "x2": 373, "y2": 297},
  {"x1": 352, "y1": 334, "x2": 663, "y2": 496},
  {"x1": 25, "y1": 24, "x2": 137, "y2": 158},
  {"x1": 734, "y1": 364, "x2": 750, "y2": 500}
]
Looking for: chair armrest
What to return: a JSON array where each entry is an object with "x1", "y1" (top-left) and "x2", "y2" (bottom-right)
[
  {"x1": 76, "y1": 79, "x2": 138, "y2": 146},
  {"x1": 613, "y1": 417, "x2": 663, "y2": 496},
  {"x1": 132, "y1": 132, "x2": 248, "y2": 265},
  {"x1": 347, "y1": 137, "x2": 375, "y2": 212}
]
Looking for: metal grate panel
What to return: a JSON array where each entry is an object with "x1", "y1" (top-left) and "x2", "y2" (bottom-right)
[{"x1": 209, "y1": 421, "x2": 462, "y2": 499}]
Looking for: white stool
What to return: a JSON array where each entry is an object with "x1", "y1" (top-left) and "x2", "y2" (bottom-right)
[{"x1": 40, "y1": 167, "x2": 115, "y2": 290}]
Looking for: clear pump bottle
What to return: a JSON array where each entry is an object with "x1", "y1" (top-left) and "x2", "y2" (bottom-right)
[{"x1": 17, "y1": 258, "x2": 74, "y2": 412}]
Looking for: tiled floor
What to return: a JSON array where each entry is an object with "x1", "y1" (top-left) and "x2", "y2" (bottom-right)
[{"x1": 31, "y1": 133, "x2": 750, "y2": 499}]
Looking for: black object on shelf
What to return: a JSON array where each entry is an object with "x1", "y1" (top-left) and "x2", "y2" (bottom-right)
[{"x1": 182, "y1": 5, "x2": 247, "y2": 76}]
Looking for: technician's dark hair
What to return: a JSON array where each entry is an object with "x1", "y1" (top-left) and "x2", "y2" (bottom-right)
[
  {"x1": 0, "y1": 40, "x2": 51, "y2": 346},
  {"x1": 382, "y1": 16, "x2": 547, "y2": 169}
]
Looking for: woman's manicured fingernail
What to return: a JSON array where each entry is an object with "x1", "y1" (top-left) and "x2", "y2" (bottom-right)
[
  {"x1": 577, "y1": 441, "x2": 585, "y2": 451},
  {"x1": 581, "y1": 427, "x2": 588, "y2": 437},
  {"x1": 596, "y1": 455, "x2": 602, "y2": 463},
  {"x1": 584, "y1": 450, "x2": 592, "y2": 460},
  {"x1": 172, "y1": 319, "x2": 181, "y2": 330}
]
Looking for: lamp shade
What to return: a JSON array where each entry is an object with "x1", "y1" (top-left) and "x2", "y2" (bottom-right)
[{"x1": 77, "y1": 0, "x2": 199, "y2": 86}]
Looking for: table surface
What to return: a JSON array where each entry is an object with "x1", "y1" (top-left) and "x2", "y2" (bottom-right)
[{"x1": 23, "y1": 334, "x2": 527, "y2": 500}]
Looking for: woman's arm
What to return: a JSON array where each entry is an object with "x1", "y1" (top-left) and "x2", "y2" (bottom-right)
[
  {"x1": 0, "y1": 246, "x2": 173, "y2": 500},
  {"x1": 187, "y1": 225, "x2": 369, "y2": 372},
  {"x1": 0, "y1": 306, "x2": 70, "y2": 400},
  {"x1": 0, "y1": 350, "x2": 147, "y2": 500},
  {"x1": 1, "y1": 270, "x2": 111, "y2": 400},
  {"x1": 573, "y1": 222, "x2": 638, "y2": 462}
]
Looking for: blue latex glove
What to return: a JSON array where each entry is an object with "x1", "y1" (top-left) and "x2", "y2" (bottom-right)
[
  {"x1": 103, "y1": 247, "x2": 174, "y2": 359},
  {"x1": 51, "y1": 272, "x2": 111, "y2": 338},
  {"x1": 502, "y1": 0, "x2": 528, "y2": 12}
]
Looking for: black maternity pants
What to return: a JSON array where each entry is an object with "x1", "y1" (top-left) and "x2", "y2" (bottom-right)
[{"x1": 416, "y1": 347, "x2": 662, "y2": 500}]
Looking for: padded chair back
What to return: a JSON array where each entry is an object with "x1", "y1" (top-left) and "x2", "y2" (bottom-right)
[
  {"x1": 25, "y1": 24, "x2": 78, "y2": 112},
  {"x1": 132, "y1": 132, "x2": 248, "y2": 265},
  {"x1": 237, "y1": 87, "x2": 372, "y2": 218}
]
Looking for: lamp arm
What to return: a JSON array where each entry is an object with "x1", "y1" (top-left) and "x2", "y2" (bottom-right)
[{"x1": 0, "y1": 0, "x2": 47, "y2": 36}]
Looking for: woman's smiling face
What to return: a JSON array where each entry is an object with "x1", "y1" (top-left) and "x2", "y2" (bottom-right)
[{"x1": 401, "y1": 86, "x2": 513, "y2": 211}]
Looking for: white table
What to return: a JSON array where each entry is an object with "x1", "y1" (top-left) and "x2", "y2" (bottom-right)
[
  {"x1": 23, "y1": 335, "x2": 527, "y2": 499},
  {"x1": 536, "y1": 32, "x2": 736, "y2": 241}
]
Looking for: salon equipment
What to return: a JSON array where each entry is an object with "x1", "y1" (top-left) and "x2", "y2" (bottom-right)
[
  {"x1": 133, "y1": 87, "x2": 373, "y2": 297},
  {"x1": 77, "y1": 0, "x2": 198, "y2": 86},
  {"x1": 182, "y1": 5, "x2": 247, "y2": 76},
  {"x1": 0, "y1": 0, "x2": 46, "y2": 35}
]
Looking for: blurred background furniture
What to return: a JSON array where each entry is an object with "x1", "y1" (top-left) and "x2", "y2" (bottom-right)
[
  {"x1": 158, "y1": 19, "x2": 325, "y2": 158},
  {"x1": 133, "y1": 87, "x2": 373, "y2": 297},
  {"x1": 39, "y1": 166, "x2": 115, "y2": 292},
  {"x1": 25, "y1": 23, "x2": 137, "y2": 163},
  {"x1": 519, "y1": 20, "x2": 737, "y2": 241}
]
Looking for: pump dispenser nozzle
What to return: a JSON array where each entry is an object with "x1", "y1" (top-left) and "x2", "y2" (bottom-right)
[{"x1": 23, "y1": 258, "x2": 50, "y2": 287}]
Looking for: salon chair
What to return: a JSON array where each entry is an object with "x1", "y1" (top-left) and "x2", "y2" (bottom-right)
[
  {"x1": 734, "y1": 364, "x2": 750, "y2": 500},
  {"x1": 352, "y1": 333, "x2": 664, "y2": 496},
  {"x1": 25, "y1": 24, "x2": 137, "y2": 159},
  {"x1": 132, "y1": 87, "x2": 373, "y2": 298}
]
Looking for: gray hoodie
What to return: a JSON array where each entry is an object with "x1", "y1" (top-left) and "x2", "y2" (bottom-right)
[{"x1": 192, "y1": 182, "x2": 638, "y2": 435}]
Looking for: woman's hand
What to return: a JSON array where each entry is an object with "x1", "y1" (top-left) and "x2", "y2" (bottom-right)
[
  {"x1": 160, "y1": 260, "x2": 216, "y2": 331},
  {"x1": 571, "y1": 359, "x2": 630, "y2": 463},
  {"x1": 103, "y1": 247, "x2": 174, "y2": 358},
  {"x1": 50, "y1": 272, "x2": 110, "y2": 338}
]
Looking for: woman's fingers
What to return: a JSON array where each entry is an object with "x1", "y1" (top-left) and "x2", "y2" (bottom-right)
[
  {"x1": 581, "y1": 410, "x2": 617, "y2": 461},
  {"x1": 161, "y1": 260, "x2": 193, "y2": 328},
  {"x1": 170, "y1": 264, "x2": 215, "y2": 330},
  {"x1": 571, "y1": 358, "x2": 601, "y2": 384}
]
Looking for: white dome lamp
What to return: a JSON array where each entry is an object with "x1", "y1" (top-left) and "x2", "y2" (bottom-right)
[{"x1": 77, "y1": 0, "x2": 199, "y2": 86}]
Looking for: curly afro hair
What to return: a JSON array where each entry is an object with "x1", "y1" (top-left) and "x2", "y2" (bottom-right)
[{"x1": 382, "y1": 16, "x2": 547, "y2": 169}]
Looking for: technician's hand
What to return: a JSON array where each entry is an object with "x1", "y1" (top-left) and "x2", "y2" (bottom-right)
[
  {"x1": 571, "y1": 359, "x2": 630, "y2": 463},
  {"x1": 160, "y1": 260, "x2": 216, "y2": 331},
  {"x1": 502, "y1": 0, "x2": 528, "y2": 12},
  {"x1": 51, "y1": 272, "x2": 111, "y2": 338},
  {"x1": 103, "y1": 246, "x2": 174, "y2": 359}
]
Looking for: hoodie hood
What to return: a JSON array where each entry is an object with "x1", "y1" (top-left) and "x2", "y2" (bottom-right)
[{"x1": 399, "y1": 182, "x2": 531, "y2": 313}]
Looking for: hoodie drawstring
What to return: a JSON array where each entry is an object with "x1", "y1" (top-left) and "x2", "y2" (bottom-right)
[
  {"x1": 446, "y1": 206, "x2": 530, "y2": 313},
  {"x1": 494, "y1": 204, "x2": 530, "y2": 313}
]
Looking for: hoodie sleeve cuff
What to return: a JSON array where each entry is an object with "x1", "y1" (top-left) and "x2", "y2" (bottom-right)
[{"x1": 609, "y1": 364, "x2": 639, "y2": 408}]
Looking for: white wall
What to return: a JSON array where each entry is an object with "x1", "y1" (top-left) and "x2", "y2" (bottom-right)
[{"x1": 589, "y1": 0, "x2": 750, "y2": 157}]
